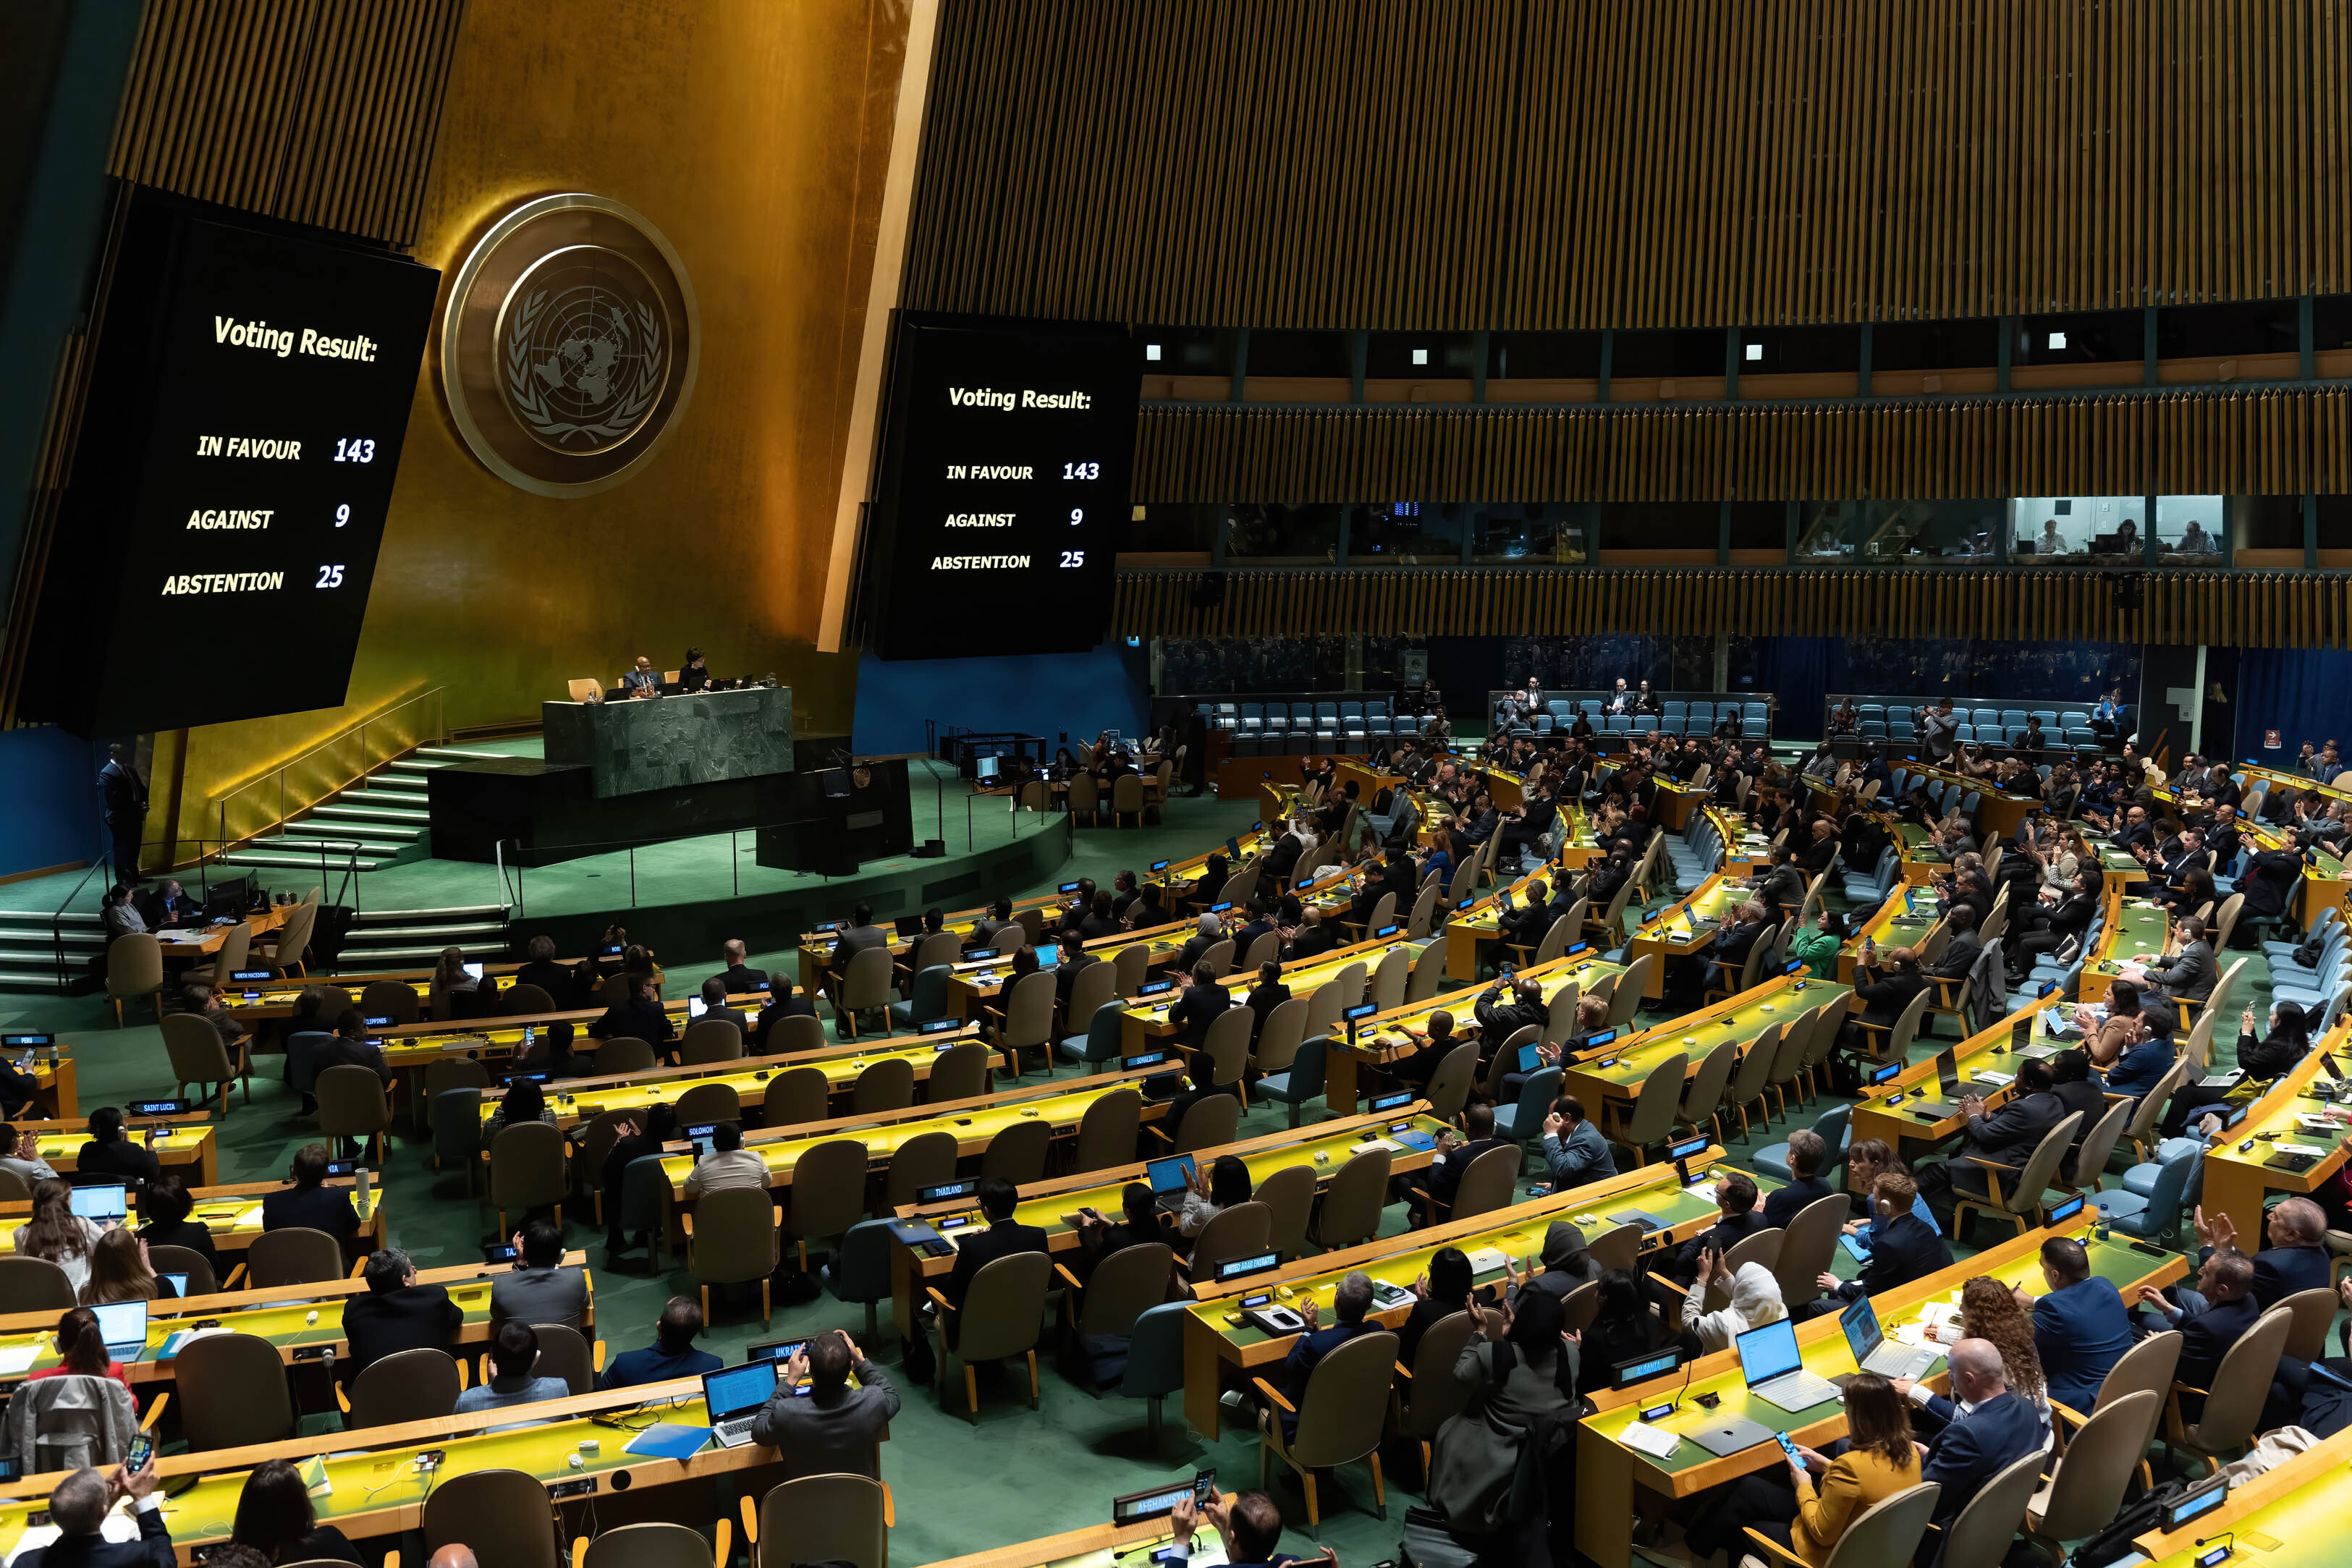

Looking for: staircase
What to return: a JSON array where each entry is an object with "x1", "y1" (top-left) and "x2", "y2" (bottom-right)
[
  {"x1": 218, "y1": 745, "x2": 511, "y2": 874},
  {"x1": 0, "y1": 910, "x2": 101, "y2": 992},
  {"x1": 332, "y1": 904, "x2": 512, "y2": 971}
]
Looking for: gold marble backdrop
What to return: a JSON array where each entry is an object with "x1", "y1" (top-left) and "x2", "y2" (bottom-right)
[{"x1": 164, "y1": 0, "x2": 913, "y2": 859}]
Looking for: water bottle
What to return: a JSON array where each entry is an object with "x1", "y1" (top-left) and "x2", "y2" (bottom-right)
[{"x1": 355, "y1": 1166, "x2": 371, "y2": 1218}]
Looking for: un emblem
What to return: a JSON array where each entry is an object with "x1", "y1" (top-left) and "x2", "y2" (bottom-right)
[{"x1": 441, "y1": 195, "x2": 698, "y2": 496}]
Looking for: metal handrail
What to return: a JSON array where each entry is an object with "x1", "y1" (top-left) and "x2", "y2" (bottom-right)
[{"x1": 210, "y1": 685, "x2": 449, "y2": 851}]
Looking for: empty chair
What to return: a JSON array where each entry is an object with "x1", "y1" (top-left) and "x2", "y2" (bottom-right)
[
  {"x1": 747, "y1": 1472, "x2": 886, "y2": 1568},
  {"x1": 928, "y1": 1249, "x2": 1054, "y2": 1423},
  {"x1": 780, "y1": 1137, "x2": 868, "y2": 1271},
  {"x1": 246, "y1": 1226, "x2": 346, "y2": 1289},
  {"x1": 1071, "y1": 1086, "x2": 1143, "y2": 1173},
  {"x1": 592, "y1": 1036, "x2": 657, "y2": 1075},
  {"x1": 176, "y1": 1331, "x2": 300, "y2": 1451},
  {"x1": 832, "y1": 946, "x2": 896, "y2": 1039},
  {"x1": 927, "y1": 1040, "x2": 993, "y2": 1103},
  {"x1": 161, "y1": 1012, "x2": 251, "y2": 1114},
  {"x1": 882, "y1": 1127, "x2": 960, "y2": 1211},
  {"x1": 104, "y1": 933, "x2": 165, "y2": 1026},
  {"x1": 1164, "y1": 1091, "x2": 1240, "y2": 1154},
  {"x1": 687, "y1": 1185, "x2": 783, "y2": 1328},
  {"x1": 576, "y1": 1522, "x2": 722, "y2": 1568},
  {"x1": 762, "y1": 1066, "x2": 830, "y2": 1128},
  {"x1": 673, "y1": 1080, "x2": 741, "y2": 1126},
  {"x1": 1187, "y1": 1200, "x2": 1273, "y2": 1280},
  {"x1": 1255, "y1": 1163, "x2": 1317, "y2": 1260},
  {"x1": 678, "y1": 1018, "x2": 745, "y2": 1065},
  {"x1": 0, "y1": 1257, "x2": 75, "y2": 1313},
  {"x1": 849, "y1": 1056, "x2": 915, "y2": 1114},
  {"x1": 489, "y1": 1120, "x2": 569, "y2": 1233},
  {"x1": 1311, "y1": 1148, "x2": 1391, "y2": 1249},
  {"x1": 981, "y1": 1116, "x2": 1052, "y2": 1184}
]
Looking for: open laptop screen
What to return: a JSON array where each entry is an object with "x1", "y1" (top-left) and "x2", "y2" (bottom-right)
[
  {"x1": 1837, "y1": 1294, "x2": 1882, "y2": 1363},
  {"x1": 1145, "y1": 1154, "x2": 1196, "y2": 1195},
  {"x1": 702, "y1": 1360, "x2": 778, "y2": 1421},
  {"x1": 69, "y1": 1185, "x2": 127, "y2": 1225},
  {"x1": 1735, "y1": 1316, "x2": 1803, "y2": 1387},
  {"x1": 92, "y1": 1300, "x2": 147, "y2": 1357}
]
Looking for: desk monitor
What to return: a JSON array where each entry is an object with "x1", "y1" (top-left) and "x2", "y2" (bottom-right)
[
  {"x1": 688, "y1": 997, "x2": 708, "y2": 1018},
  {"x1": 1342, "y1": 1001, "x2": 1378, "y2": 1043},
  {"x1": 70, "y1": 1185, "x2": 128, "y2": 1225},
  {"x1": 1225, "y1": 836, "x2": 1242, "y2": 860},
  {"x1": 686, "y1": 1124, "x2": 718, "y2": 1160},
  {"x1": 1367, "y1": 1090, "x2": 1415, "y2": 1114},
  {"x1": 2045, "y1": 1193, "x2": 2086, "y2": 1225},
  {"x1": 976, "y1": 755, "x2": 1000, "y2": 781},
  {"x1": 1213, "y1": 1250, "x2": 1279, "y2": 1284},
  {"x1": 2163, "y1": 1478, "x2": 2228, "y2": 1532},
  {"x1": 1932, "y1": 1049, "x2": 1960, "y2": 1097},
  {"x1": 1613, "y1": 1347, "x2": 1681, "y2": 1389},
  {"x1": 702, "y1": 1361, "x2": 779, "y2": 1424},
  {"x1": 2322, "y1": 1053, "x2": 2344, "y2": 1082},
  {"x1": 159, "y1": 1274, "x2": 188, "y2": 1297},
  {"x1": 462, "y1": 962, "x2": 485, "y2": 981},
  {"x1": 1146, "y1": 1154, "x2": 1196, "y2": 1195}
]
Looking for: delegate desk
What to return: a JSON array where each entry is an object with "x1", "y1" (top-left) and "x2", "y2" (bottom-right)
[
  {"x1": 0, "y1": 1253, "x2": 581, "y2": 1390},
  {"x1": 938, "y1": 920, "x2": 1201, "y2": 1020},
  {"x1": 0, "y1": 1051, "x2": 76, "y2": 1122},
  {"x1": 1903, "y1": 761, "x2": 2043, "y2": 841},
  {"x1": 1561, "y1": 972, "x2": 1854, "y2": 1122},
  {"x1": 1115, "y1": 931, "x2": 1422, "y2": 1057},
  {"x1": 2123, "y1": 1420, "x2": 2352, "y2": 1566},
  {"x1": 2078, "y1": 891, "x2": 2175, "y2": 1007},
  {"x1": 0, "y1": 1373, "x2": 779, "y2": 1562},
  {"x1": 474, "y1": 1023, "x2": 990, "y2": 1135},
  {"x1": 150, "y1": 904, "x2": 292, "y2": 963},
  {"x1": 2197, "y1": 1018, "x2": 2352, "y2": 1239},
  {"x1": 0, "y1": 1176, "x2": 386, "y2": 1267},
  {"x1": 1179, "y1": 1150, "x2": 1763, "y2": 1436},
  {"x1": 1846, "y1": 988, "x2": 2073, "y2": 1182},
  {"x1": 921, "y1": 1505, "x2": 1237, "y2": 1568},
  {"x1": 1622, "y1": 872, "x2": 1755, "y2": 996},
  {"x1": 373, "y1": 990, "x2": 763, "y2": 1091},
  {"x1": 882, "y1": 1106, "x2": 1455, "y2": 1339},
  {"x1": 654, "y1": 1066, "x2": 1177, "y2": 1250},
  {"x1": 1575, "y1": 1213, "x2": 2186, "y2": 1568},
  {"x1": 2237, "y1": 764, "x2": 2352, "y2": 925},
  {"x1": 1441, "y1": 863, "x2": 1571, "y2": 983},
  {"x1": 1835, "y1": 884, "x2": 1937, "y2": 982},
  {"x1": 8, "y1": 1113, "x2": 219, "y2": 1187},
  {"x1": 218, "y1": 958, "x2": 654, "y2": 1031},
  {"x1": 1332, "y1": 950, "x2": 1630, "y2": 1115}
]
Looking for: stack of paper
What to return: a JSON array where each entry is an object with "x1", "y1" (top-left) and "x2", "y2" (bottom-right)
[
  {"x1": 0, "y1": 1344, "x2": 42, "y2": 1376},
  {"x1": 1620, "y1": 1420, "x2": 1682, "y2": 1459}
]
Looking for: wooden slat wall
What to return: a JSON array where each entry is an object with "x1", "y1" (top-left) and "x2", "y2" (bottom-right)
[
  {"x1": 108, "y1": 0, "x2": 467, "y2": 248},
  {"x1": 1132, "y1": 390, "x2": 2352, "y2": 503},
  {"x1": 1116, "y1": 567, "x2": 2352, "y2": 648},
  {"x1": 907, "y1": 0, "x2": 2352, "y2": 328}
]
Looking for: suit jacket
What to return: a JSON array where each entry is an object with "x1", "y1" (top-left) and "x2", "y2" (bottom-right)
[
  {"x1": 1428, "y1": 1136, "x2": 1509, "y2": 1205},
  {"x1": 750, "y1": 1360, "x2": 902, "y2": 1480},
  {"x1": 1834, "y1": 1213, "x2": 1953, "y2": 1300},
  {"x1": 589, "y1": 995, "x2": 674, "y2": 1044},
  {"x1": 2144, "y1": 940, "x2": 2217, "y2": 1002},
  {"x1": 341, "y1": 1283, "x2": 463, "y2": 1375},
  {"x1": 2253, "y1": 1244, "x2": 2331, "y2": 1310},
  {"x1": 1919, "y1": 1389, "x2": 2045, "y2": 1535},
  {"x1": 1244, "y1": 982, "x2": 1292, "y2": 1043},
  {"x1": 310, "y1": 1033, "x2": 392, "y2": 1084},
  {"x1": 490, "y1": 1263, "x2": 590, "y2": 1331},
  {"x1": 1927, "y1": 930, "x2": 1983, "y2": 981},
  {"x1": 74, "y1": 1140, "x2": 160, "y2": 1187},
  {"x1": 943, "y1": 1219, "x2": 1048, "y2": 1311},
  {"x1": 1760, "y1": 1174, "x2": 1835, "y2": 1229},
  {"x1": 515, "y1": 958, "x2": 583, "y2": 1009},
  {"x1": 753, "y1": 995, "x2": 819, "y2": 1052},
  {"x1": 1854, "y1": 968, "x2": 1930, "y2": 1029},
  {"x1": 712, "y1": 963, "x2": 768, "y2": 994},
  {"x1": 837, "y1": 923, "x2": 892, "y2": 959},
  {"x1": 2177, "y1": 1293, "x2": 2262, "y2": 1393},
  {"x1": 1961, "y1": 1089, "x2": 2065, "y2": 1169},
  {"x1": 262, "y1": 1182, "x2": 360, "y2": 1242},
  {"x1": 1673, "y1": 1209, "x2": 1769, "y2": 1280},
  {"x1": 2032, "y1": 1277, "x2": 2134, "y2": 1412},
  {"x1": 1279, "y1": 1317, "x2": 1382, "y2": 1411},
  {"x1": 1168, "y1": 983, "x2": 1232, "y2": 1048},
  {"x1": 17, "y1": 1504, "x2": 174, "y2": 1568}
]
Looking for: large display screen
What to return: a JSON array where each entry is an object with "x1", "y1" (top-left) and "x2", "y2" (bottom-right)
[
  {"x1": 24, "y1": 192, "x2": 438, "y2": 733},
  {"x1": 866, "y1": 315, "x2": 1138, "y2": 660}
]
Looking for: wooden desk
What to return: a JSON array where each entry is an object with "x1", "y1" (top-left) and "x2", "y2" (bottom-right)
[
  {"x1": 1622, "y1": 872, "x2": 1754, "y2": 995},
  {"x1": 1440, "y1": 862, "x2": 1570, "y2": 983},
  {"x1": 0, "y1": 1372, "x2": 778, "y2": 1564},
  {"x1": 1179, "y1": 1153, "x2": 1761, "y2": 1436},
  {"x1": 151, "y1": 904, "x2": 291, "y2": 961},
  {"x1": 1561, "y1": 972, "x2": 1853, "y2": 1117},
  {"x1": 2126, "y1": 1420, "x2": 2352, "y2": 1564},
  {"x1": 881, "y1": 1108, "x2": 1452, "y2": 1339},
  {"x1": 654, "y1": 1067, "x2": 1176, "y2": 1251},
  {"x1": 10, "y1": 1114, "x2": 219, "y2": 1187},
  {"x1": 921, "y1": 1510, "x2": 1226, "y2": 1568},
  {"x1": 1330, "y1": 950, "x2": 1630, "y2": 1115},
  {"x1": 1574, "y1": 1215, "x2": 2186, "y2": 1568},
  {"x1": 2199, "y1": 1018, "x2": 2352, "y2": 1239},
  {"x1": 0, "y1": 1175, "x2": 385, "y2": 1265},
  {"x1": 2079, "y1": 889, "x2": 2173, "y2": 1007},
  {"x1": 1114, "y1": 931, "x2": 1419, "y2": 1057},
  {"x1": 1835, "y1": 884, "x2": 1937, "y2": 983},
  {"x1": 0, "y1": 1053, "x2": 77, "y2": 1122},
  {"x1": 1902, "y1": 762, "x2": 2042, "y2": 840},
  {"x1": 0, "y1": 1251, "x2": 584, "y2": 1386},
  {"x1": 1847, "y1": 989, "x2": 2073, "y2": 1177}
]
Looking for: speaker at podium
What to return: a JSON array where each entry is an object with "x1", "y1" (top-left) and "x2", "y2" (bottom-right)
[{"x1": 755, "y1": 755, "x2": 913, "y2": 874}]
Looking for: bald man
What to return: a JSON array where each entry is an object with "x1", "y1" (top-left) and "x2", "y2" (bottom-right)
[
  {"x1": 621, "y1": 656, "x2": 659, "y2": 698},
  {"x1": 710, "y1": 938, "x2": 766, "y2": 996},
  {"x1": 428, "y1": 1548, "x2": 478, "y2": 1568},
  {"x1": 1898, "y1": 1337, "x2": 2043, "y2": 1552}
]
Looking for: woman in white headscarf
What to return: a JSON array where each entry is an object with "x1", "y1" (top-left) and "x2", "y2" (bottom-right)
[{"x1": 1679, "y1": 1253, "x2": 1787, "y2": 1355}]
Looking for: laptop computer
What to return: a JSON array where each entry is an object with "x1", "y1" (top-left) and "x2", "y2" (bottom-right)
[
  {"x1": 69, "y1": 1185, "x2": 128, "y2": 1226},
  {"x1": 894, "y1": 916, "x2": 926, "y2": 939},
  {"x1": 1144, "y1": 1153, "x2": 1197, "y2": 1214},
  {"x1": 1517, "y1": 1041, "x2": 1545, "y2": 1075},
  {"x1": 703, "y1": 1360, "x2": 781, "y2": 1446},
  {"x1": 1908, "y1": 1049, "x2": 2006, "y2": 1119},
  {"x1": 92, "y1": 1300, "x2": 148, "y2": 1363},
  {"x1": 1835, "y1": 1294, "x2": 1939, "y2": 1384},
  {"x1": 1734, "y1": 1316, "x2": 1842, "y2": 1415},
  {"x1": 1036, "y1": 941, "x2": 1060, "y2": 970}
]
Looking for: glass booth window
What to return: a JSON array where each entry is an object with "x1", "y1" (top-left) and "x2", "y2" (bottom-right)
[
  {"x1": 1350, "y1": 503, "x2": 1464, "y2": 565},
  {"x1": 1223, "y1": 504, "x2": 1339, "y2": 561},
  {"x1": 1473, "y1": 504, "x2": 1588, "y2": 564},
  {"x1": 1795, "y1": 500, "x2": 1866, "y2": 561},
  {"x1": 2154, "y1": 495, "x2": 2224, "y2": 563},
  {"x1": 1864, "y1": 499, "x2": 2000, "y2": 564},
  {"x1": 2010, "y1": 496, "x2": 2145, "y2": 564}
]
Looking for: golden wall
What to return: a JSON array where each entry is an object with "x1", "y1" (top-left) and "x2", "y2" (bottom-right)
[{"x1": 157, "y1": 0, "x2": 913, "y2": 856}]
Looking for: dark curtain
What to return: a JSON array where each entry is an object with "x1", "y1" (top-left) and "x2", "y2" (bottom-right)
[
  {"x1": 1733, "y1": 636, "x2": 1829, "y2": 738},
  {"x1": 2235, "y1": 648, "x2": 2352, "y2": 760}
]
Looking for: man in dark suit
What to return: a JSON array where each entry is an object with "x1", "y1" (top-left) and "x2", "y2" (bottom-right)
[
  {"x1": 1671, "y1": 1172, "x2": 1769, "y2": 1286},
  {"x1": 514, "y1": 935, "x2": 583, "y2": 1009},
  {"x1": 17, "y1": 1458, "x2": 173, "y2": 1567},
  {"x1": 1759, "y1": 1128, "x2": 1835, "y2": 1229},
  {"x1": 1166, "y1": 1489, "x2": 1289, "y2": 1568},
  {"x1": 340, "y1": 1247, "x2": 463, "y2": 1382},
  {"x1": 1924, "y1": 904, "x2": 1983, "y2": 983},
  {"x1": 1274, "y1": 1270, "x2": 1382, "y2": 1433},
  {"x1": 1493, "y1": 878, "x2": 1553, "y2": 954},
  {"x1": 1701, "y1": 900, "x2": 1768, "y2": 995},
  {"x1": 1904, "y1": 1338, "x2": 2047, "y2": 1562},
  {"x1": 588, "y1": 972, "x2": 675, "y2": 1055},
  {"x1": 1824, "y1": 1172, "x2": 1953, "y2": 1303},
  {"x1": 2028, "y1": 1234, "x2": 2133, "y2": 1412},
  {"x1": 1472, "y1": 973, "x2": 1547, "y2": 1053},
  {"x1": 751, "y1": 975, "x2": 821, "y2": 1053},
  {"x1": 2137, "y1": 1247, "x2": 2260, "y2": 1409},
  {"x1": 1281, "y1": 907, "x2": 1335, "y2": 961},
  {"x1": 1850, "y1": 947, "x2": 1931, "y2": 1032},
  {"x1": 2243, "y1": 1197, "x2": 2333, "y2": 1308},
  {"x1": 261, "y1": 1143, "x2": 360, "y2": 1245},
  {"x1": 1414, "y1": 1102, "x2": 1508, "y2": 1224},
  {"x1": 2110, "y1": 805, "x2": 2157, "y2": 856},
  {"x1": 693, "y1": 978, "x2": 753, "y2": 1042},
  {"x1": 1166, "y1": 962, "x2": 1232, "y2": 1050},
  {"x1": 939, "y1": 1178, "x2": 1047, "y2": 1348},
  {"x1": 961, "y1": 897, "x2": 1020, "y2": 954},
  {"x1": 708, "y1": 938, "x2": 768, "y2": 996},
  {"x1": 97, "y1": 742, "x2": 148, "y2": 883},
  {"x1": 1916, "y1": 1059, "x2": 2065, "y2": 1225},
  {"x1": 2133, "y1": 916, "x2": 2218, "y2": 1004}
]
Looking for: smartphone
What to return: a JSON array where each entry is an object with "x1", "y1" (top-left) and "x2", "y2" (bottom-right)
[
  {"x1": 1772, "y1": 1431, "x2": 1801, "y2": 1465},
  {"x1": 125, "y1": 1433, "x2": 153, "y2": 1472}
]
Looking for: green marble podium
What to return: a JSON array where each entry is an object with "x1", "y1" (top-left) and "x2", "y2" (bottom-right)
[{"x1": 541, "y1": 685, "x2": 795, "y2": 798}]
